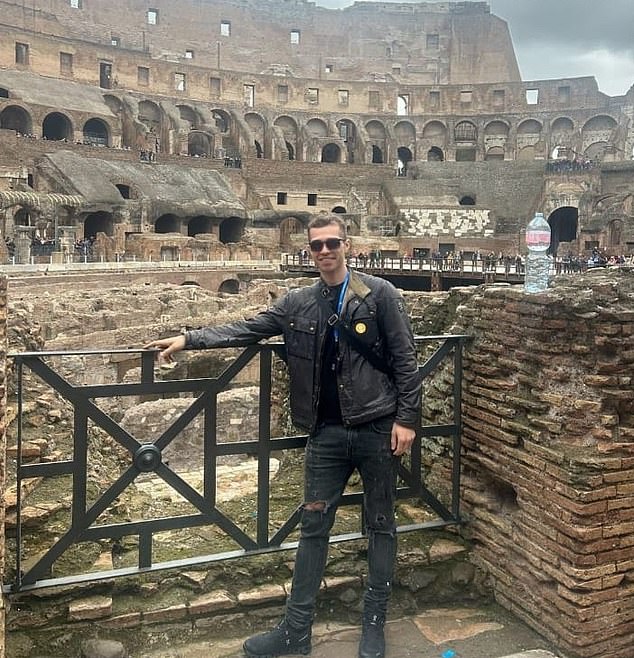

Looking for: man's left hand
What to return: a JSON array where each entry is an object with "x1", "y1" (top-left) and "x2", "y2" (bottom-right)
[{"x1": 391, "y1": 422, "x2": 416, "y2": 456}]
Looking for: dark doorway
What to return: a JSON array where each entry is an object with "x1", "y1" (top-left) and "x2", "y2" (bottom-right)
[
  {"x1": 285, "y1": 141, "x2": 295, "y2": 160},
  {"x1": 218, "y1": 279, "x2": 240, "y2": 294},
  {"x1": 84, "y1": 212, "x2": 114, "y2": 237},
  {"x1": 0, "y1": 105, "x2": 32, "y2": 134},
  {"x1": 321, "y1": 143, "x2": 340, "y2": 163},
  {"x1": 547, "y1": 206, "x2": 578, "y2": 256},
  {"x1": 332, "y1": 206, "x2": 347, "y2": 214},
  {"x1": 372, "y1": 145, "x2": 384, "y2": 163},
  {"x1": 188, "y1": 216, "x2": 214, "y2": 236},
  {"x1": 427, "y1": 147, "x2": 444, "y2": 162},
  {"x1": 219, "y1": 217, "x2": 244, "y2": 243},
  {"x1": 42, "y1": 112, "x2": 72, "y2": 141},
  {"x1": 99, "y1": 62, "x2": 113, "y2": 89},
  {"x1": 155, "y1": 214, "x2": 180, "y2": 233},
  {"x1": 83, "y1": 118, "x2": 109, "y2": 146}
]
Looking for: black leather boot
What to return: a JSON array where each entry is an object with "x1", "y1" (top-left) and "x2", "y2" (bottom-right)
[
  {"x1": 358, "y1": 613, "x2": 385, "y2": 658},
  {"x1": 243, "y1": 619, "x2": 312, "y2": 658}
]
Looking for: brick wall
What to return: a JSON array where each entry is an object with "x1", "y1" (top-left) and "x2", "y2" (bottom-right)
[{"x1": 433, "y1": 273, "x2": 634, "y2": 658}]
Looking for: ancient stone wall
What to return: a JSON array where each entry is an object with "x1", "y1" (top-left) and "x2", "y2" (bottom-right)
[
  {"x1": 0, "y1": 275, "x2": 6, "y2": 658},
  {"x1": 428, "y1": 272, "x2": 634, "y2": 658}
]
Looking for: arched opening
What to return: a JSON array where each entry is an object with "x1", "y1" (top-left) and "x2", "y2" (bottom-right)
[
  {"x1": 582, "y1": 115, "x2": 617, "y2": 133},
  {"x1": 0, "y1": 105, "x2": 32, "y2": 134},
  {"x1": 372, "y1": 145, "x2": 384, "y2": 163},
  {"x1": 365, "y1": 120, "x2": 386, "y2": 139},
  {"x1": 0, "y1": 88, "x2": 9, "y2": 99},
  {"x1": 321, "y1": 143, "x2": 341, "y2": 163},
  {"x1": 219, "y1": 217, "x2": 244, "y2": 243},
  {"x1": 14, "y1": 207, "x2": 34, "y2": 226},
  {"x1": 337, "y1": 119, "x2": 356, "y2": 163},
  {"x1": 254, "y1": 140, "x2": 264, "y2": 158},
  {"x1": 188, "y1": 132, "x2": 211, "y2": 157},
  {"x1": 155, "y1": 214, "x2": 180, "y2": 233},
  {"x1": 332, "y1": 206, "x2": 346, "y2": 214},
  {"x1": 423, "y1": 121, "x2": 447, "y2": 140},
  {"x1": 188, "y1": 215, "x2": 214, "y2": 236},
  {"x1": 285, "y1": 141, "x2": 295, "y2": 160},
  {"x1": 585, "y1": 142, "x2": 608, "y2": 162},
  {"x1": 83, "y1": 118, "x2": 109, "y2": 146},
  {"x1": 459, "y1": 196, "x2": 476, "y2": 206},
  {"x1": 454, "y1": 121, "x2": 477, "y2": 142},
  {"x1": 552, "y1": 117, "x2": 574, "y2": 134},
  {"x1": 42, "y1": 112, "x2": 73, "y2": 141},
  {"x1": 212, "y1": 109, "x2": 230, "y2": 133},
  {"x1": 178, "y1": 105, "x2": 199, "y2": 130},
  {"x1": 484, "y1": 121, "x2": 509, "y2": 137},
  {"x1": 485, "y1": 146, "x2": 505, "y2": 161},
  {"x1": 306, "y1": 118, "x2": 328, "y2": 137},
  {"x1": 547, "y1": 206, "x2": 578, "y2": 256},
  {"x1": 517, "y1": 119, "x2": 542, "y2": 135},
  {"x1": 84, "y1": 211, "x2": 114, "y2": 237},
  {"x1": 138, "y1": 100, "x2": 161, "y2": 132},
  {"x1": 427, "y1": 147, "x2": 444, "y2": 162},
  {"x1": 279, "y1": 216, "x2": 304, "y2": 247},
  {"x1": 116, "y1": 184, "x2": 131, "y2": 199},
  {"x1": 218, "y1": 279, "x2": 240, "y2": 294},
  {"x1": 397, "y1": 95, "x2": 409, "y2": 116},
  {"x1": 397, "y1": 146, "x2": 412, "y2": 173}
]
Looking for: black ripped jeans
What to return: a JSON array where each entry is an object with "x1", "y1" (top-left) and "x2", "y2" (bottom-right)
[{"x1": 285, "y1": 416, "x2": 399, "y2": 629}]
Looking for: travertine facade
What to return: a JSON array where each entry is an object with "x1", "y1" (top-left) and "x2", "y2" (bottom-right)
[{"x1": 0, "y1": 0, "x2": 632, "y2": 262}]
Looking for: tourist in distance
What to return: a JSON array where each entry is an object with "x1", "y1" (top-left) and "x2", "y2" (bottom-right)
[{"x1": 144, "y1": 213, "x2": 421, "y2": 658}]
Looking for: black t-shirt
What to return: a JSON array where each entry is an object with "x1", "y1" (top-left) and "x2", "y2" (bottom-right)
[{"x1": 317, "y1": 282, "x2": 344, "y2": 424}]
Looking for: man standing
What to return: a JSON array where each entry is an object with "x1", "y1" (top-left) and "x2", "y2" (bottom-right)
[{"x1": 145, "y1": 213, "x2": 421, "y2": 658}]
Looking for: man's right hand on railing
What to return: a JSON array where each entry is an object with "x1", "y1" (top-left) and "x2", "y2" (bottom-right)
[{"x1": 144, "y1": 334, "x2": 186, "y2": 364}]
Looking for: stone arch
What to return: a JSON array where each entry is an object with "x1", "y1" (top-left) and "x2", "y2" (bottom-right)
[
  {"x1": 322, "y1": 143, "x2": 341, "y2": 163},
  {"x1": 584, "y1": 142, "x2": 609, "y2": 161},
  {"x1": 103, "y1": 94, "x2": 124, "y2": 115},
  {"x1": 0, "y1": 105, "x2": 32, "y2": 134},
  {"x1": 547, "y1": 206, "x2": 578, "y2": 256},
  {"x1": 115, "y1": 183, "x2": 135, "y2": 199},
  {"x1": 454, "y1": 121, "x2": 477, "y2": 142},
  {"x1": 459, "y1": 195, "x2": 476, "y2": 205},
  {"x1": 188, "y1": 131, "x2": 212, "y2": 157},
  {"x1": 551, "y1": 117, "x2": 574, "y2": 133},
  {"x1": 177, "y1": 104, "x2": 199, "y2": 129},
  {"x1": 484, "y1": 120, "x2": 509, "y2": 136},
  {"x1": 245, "y1": 112, "x2": 266, "y2": 157},
  {"x1": 332, "y1": 206, "x2": 347, "y2": 214},
  {"x1": 84, "y1": 211, "x2": 114, "y2": 238},
  {"x1": 211, "y1": 109, "x2": 231, "y2": 133},
  {"x1": 427, "y1": 147, "x2": 444, "y2": 161},
  {"x1": 485, "y1": 146, "x2": 505, "y2": 161},
  {"x1": 188, "y1": 215, "x2": 214, "y2": 236},
  {"x1": 13, "y1": 206, "x2": 35, "y2": 227},
  {"x1": 582, "y1": 115, "x2": 617, "y2": 132},
  {"x1": 397, "y1": 146, "x2": 413, "y2": 167},
  {"x1": 218, "y1": 279, "x2": 240, "y2": 294},
  {"x1": 279, "y1": 216, "x2": 304, "y2": 247},
  {"x1": 337, "y1": 118, "x2": 357, "y2": 163},
  {"x1": 83, "y1": 118, "x2": 110, "y2": 146},
  {"x1": 305, "y1": 118, "x2": 328, "y2": 137},
  {"x1": 219, "y1": 217, "x2": 244, "y2": 243},
  {"x1": 138, "y1": 100, "x2": 162, "y2": 132},
  {"x1": 275, "y1": 115, "x2": 298, "y2": 161},
  {"x1": 42, "y1": 111, "x2": 73, "y2": 141},
  {"x1": 365, "y1": 120, "x2": 387, "y2": 139},
  {"x1": 394, "y1": 120, "x2": 416, "y2": 143},
  {"x1": 372, "y1": 145, "x2": 384, "y2": 163},
  {"x1": 517, "y1": 119, "x2": 542, "y2": 135},
  {"x1": 423, "y1": 120, "x2": 447, "y2": 140},
  {"x1": 155, "y1": 214, "x2": 180, "y2": 233}
]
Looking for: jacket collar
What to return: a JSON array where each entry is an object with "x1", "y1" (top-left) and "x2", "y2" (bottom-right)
[{"x1": 316, "y1": 268, "x2": 370, "y2": 301}]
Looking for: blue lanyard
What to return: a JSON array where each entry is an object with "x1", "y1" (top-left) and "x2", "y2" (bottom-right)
[{"x1": 334, "y1": 271, "x2": 350, "y2": 342}]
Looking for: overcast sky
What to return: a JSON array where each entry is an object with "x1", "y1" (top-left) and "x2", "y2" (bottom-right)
[{"x1": 315, "y1": 0, "x2": 634, "y2": 97}]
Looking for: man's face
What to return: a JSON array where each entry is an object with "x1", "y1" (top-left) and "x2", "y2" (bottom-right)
[{"x1": 308, "y1": 224, "x2": 349, "y2": 278}]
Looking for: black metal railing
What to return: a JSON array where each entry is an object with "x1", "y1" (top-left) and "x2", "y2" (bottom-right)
[{"x1": 5, "y1": 335, "x2": 469, "y2": 593}]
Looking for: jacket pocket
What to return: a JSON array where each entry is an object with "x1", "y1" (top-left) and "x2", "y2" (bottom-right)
[{"x1": 286, "y1": 316, "x2": 317, "y2": 359}]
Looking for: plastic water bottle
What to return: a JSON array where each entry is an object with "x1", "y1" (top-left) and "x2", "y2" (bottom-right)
[{"x1": 524, "y1": 212, "x2": 551, "y2": 293}]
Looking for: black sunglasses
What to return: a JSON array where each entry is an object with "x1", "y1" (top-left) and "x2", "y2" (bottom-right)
[{"x1": 309, "y1": 238, "x2": 345, "y2": 252}]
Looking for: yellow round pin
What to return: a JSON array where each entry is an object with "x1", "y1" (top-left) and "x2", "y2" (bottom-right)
[{"x1": 355, "y1": 322, "x2": 367, "y2": 334}]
